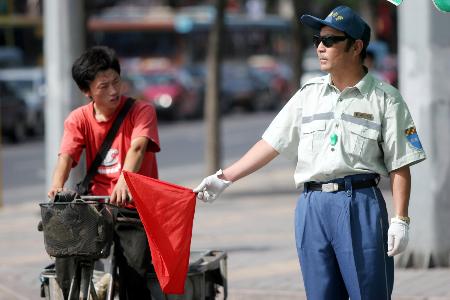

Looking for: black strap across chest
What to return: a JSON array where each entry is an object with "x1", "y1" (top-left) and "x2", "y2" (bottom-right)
[{"x1": 76, "y1": 97, "x2": 135, "y2": 195}]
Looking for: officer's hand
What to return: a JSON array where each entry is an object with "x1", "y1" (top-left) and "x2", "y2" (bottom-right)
[
  {"x1": 193, "y1": 170, "x2": 232, "y2": 203},
  {"x1": 387, "y1": 217, "x2": 409, "y2": 256},
  {"x1": 110, "y1": 174, "x2": 132, "y2": 207}
]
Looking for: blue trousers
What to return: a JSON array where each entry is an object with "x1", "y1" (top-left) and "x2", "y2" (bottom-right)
[{"x1": 295, "y1": 174, "x2": 394, "y2": 300}]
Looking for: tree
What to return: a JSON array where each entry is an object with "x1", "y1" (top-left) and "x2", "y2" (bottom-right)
[
  {"x1": 291, "y1": 0, "x2": 311, "y2": 88},
  {"x1": 205, "y1": 0, "x2": 226, "y2": 174}
]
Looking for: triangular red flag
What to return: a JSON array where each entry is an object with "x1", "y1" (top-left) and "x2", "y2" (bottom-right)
[{"x1": 122, "y1": 171, "x2": 196, "y2": 294}]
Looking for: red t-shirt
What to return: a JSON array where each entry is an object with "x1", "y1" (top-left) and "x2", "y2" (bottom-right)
[{"x1": 59, "y1": 96, "x2": 160, "y2": 200}]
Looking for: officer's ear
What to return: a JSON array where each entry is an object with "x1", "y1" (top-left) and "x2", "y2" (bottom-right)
[{"x1": 353, "y1": 40, "x2": 364, "y2": 57}]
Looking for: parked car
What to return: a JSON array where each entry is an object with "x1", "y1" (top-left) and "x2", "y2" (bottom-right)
[
  {"x1": 125, "y1": 66, "x2": 201, "y2": 120},
  {"x1": 0, "y1": 81, "x2": 27, "y2": 143},
  {"x1": 248, "y1": 55, "x2": 294, "y2": 110},
  {"x1": 184, "y1": 61, "x2": 273, "y2": 114},
  {"x1": 0, "y1": 46, "x2": 24, "y2": 68},
  {"x1": 0, "y1": 67, "x2": 45, "y2": 136},
  {"x1": 223, "y1": 62, "x2": 273, "y2": 111}
]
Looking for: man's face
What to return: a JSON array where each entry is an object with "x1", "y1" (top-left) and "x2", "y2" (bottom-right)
[
  {"x1": 85, "y1": 68, "x2": 121, "y2": 110},
  {"x1": 316, "y1": 26, "x2": 354, "y2": 73}
]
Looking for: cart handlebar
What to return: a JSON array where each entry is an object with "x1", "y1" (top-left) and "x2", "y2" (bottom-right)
[{"x1": 79, "y1": 195, "x2": 111, "y2": 201}]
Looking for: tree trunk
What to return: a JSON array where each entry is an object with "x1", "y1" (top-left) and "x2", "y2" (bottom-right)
[
  {"x1": 291, "y1": 0, "x2": 311, "y2": 89},
  {"x1": 205, "y1": 0, "x2": 226, "y2": 174}
]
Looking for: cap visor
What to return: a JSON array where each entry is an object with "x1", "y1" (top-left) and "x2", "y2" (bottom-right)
[
  {"x1": 300, "y1": 15, "x2": 343, "y2": 33},
  {"x1": 300, "y1": 15, "x2": 327, "y2": 30}
]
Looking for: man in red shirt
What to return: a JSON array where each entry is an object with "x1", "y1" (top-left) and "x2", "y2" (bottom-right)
[{"x1": 48, "y1": 46, "x2": 160, "y2": 299}]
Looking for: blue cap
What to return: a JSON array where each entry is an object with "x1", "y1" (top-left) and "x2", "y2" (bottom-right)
[{"x1": 301, "y1": 6, "x2": 371, "y2": 47}]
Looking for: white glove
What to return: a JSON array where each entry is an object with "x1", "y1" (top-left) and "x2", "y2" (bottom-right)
[
  {"x1": 387, "y1": 217, "x2": 409, "y2": 257},
  {"x1": 193, "y1": 169, "x2": 232, "y2": 203}
]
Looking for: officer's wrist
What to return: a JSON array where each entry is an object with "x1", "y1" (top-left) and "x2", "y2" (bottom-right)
[
  {"x1": 394, "y1": 215, "x2": 410, "y2": 225},
  {"x1": 217, "y1": 169, "x2": 233, "y2": 183}
]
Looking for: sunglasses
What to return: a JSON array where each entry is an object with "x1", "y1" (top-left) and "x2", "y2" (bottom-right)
[{"x1": 313, "y1": 35, "x2": 348, "y2": 48}]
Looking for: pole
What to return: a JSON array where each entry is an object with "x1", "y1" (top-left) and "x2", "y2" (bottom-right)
[
  {"x1": 43, "y1": 0, "x2": 86, "y2": 192},
  {"x1": 397, "y1": 0, "x2": 450, "y2": 267},
  {"x1": 0, "y1": 0, "x2": 15, "y2": 209},
  {"x1": 205, "y1": 0, "x2": 226, "y2": 174}
]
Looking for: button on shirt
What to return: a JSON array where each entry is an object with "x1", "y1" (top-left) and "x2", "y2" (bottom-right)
[{"x1": 262, "y1": 73, "x2": 426, "y2": 187}]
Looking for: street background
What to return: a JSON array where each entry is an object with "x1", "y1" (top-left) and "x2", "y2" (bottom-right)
[
  {"x1": 2, "y1": 0, "x2": 450, "y2": 299},
  {"x1": 2, "y1": 112, "x2": 450, "y2": 300}
]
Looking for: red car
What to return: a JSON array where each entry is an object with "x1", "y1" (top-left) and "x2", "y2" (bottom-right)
[{"x1": 125, "y1": 64, "x2": 201, "y2": 120}]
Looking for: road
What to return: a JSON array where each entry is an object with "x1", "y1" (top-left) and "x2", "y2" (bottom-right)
[
  {"x1": 2, "y1": 111, "x2": 286, "y2": 206},
  {"x1": 0, "y1": 111, "x2": 300, "y2": 299},
  {"x1": 2, "y1": 112, "x2": 450, "y2": 300}
]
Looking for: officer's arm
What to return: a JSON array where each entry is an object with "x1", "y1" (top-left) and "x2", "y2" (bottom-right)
[
  {"x1": 222, "y1": 139, "x2": 279, "y2": 182},
  {"x1": 111, "y1": 136, "x2": 149, "y2": 206},
  {"x1": 389, "y1": 165, "x2": 411, "y2": 217},
  {"x1": 48, "y1": 154, "x2": 73, "y2": 198}
]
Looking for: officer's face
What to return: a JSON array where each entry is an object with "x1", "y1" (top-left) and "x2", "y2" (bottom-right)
[
  {"x1": 84, "y1": 68, "x2": 122, "y2": 111},
  {"x1": 316, "y1": 26, "x2": 354, "y2": 73}
]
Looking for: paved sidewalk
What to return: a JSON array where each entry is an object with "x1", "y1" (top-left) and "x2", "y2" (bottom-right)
[{"x1": 1, "y1": 161, "x2": 450, "y2": 299}]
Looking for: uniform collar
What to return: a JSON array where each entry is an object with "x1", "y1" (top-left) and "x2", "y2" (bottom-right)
[
  {"x1": 354, "y1": 68, "x2": 374, "y2": 96},
  {"x1": 324, "y1": 74, "x2": 336, "y2": 94},
  {"x1": 325, "y1": 67, "x2": 374, "y2": 97}
]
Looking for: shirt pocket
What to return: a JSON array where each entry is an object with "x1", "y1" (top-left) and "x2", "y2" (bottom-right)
[
  {"x1": 345, "y1": 122, "x2": 380, "y2": 160},
  {"x1": 300, "y1": 121, "x2": 327, "y2": 153}
]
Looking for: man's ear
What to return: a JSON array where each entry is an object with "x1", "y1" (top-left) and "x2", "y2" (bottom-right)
[
  {"x1": 83, "y1": 91, "x2": 93, "y2": 101},
  {"x1": 354, "y1": 40, "x2": 364, "y2": 57}
]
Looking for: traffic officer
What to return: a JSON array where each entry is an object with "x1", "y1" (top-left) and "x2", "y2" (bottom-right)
[{"x1": 194, "y1": 5, "x2": 426, "y2": 300}]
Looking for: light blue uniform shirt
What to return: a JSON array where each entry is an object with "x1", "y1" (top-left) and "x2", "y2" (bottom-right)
[{"x1": 263, "y1": 72, "x2": 426, "y2": 187}]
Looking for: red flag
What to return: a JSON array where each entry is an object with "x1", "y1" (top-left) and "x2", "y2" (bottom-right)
[{"x1": 123, "y1": 171, "x2": 196, "y2": 294}]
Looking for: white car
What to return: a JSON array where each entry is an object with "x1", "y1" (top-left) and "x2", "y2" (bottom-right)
[{"x1": 0, "y1": 67, "x2": 46, "y2": 136}]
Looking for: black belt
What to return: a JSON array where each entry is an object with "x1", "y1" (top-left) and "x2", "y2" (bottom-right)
[{"x1": 304, "y1": 179, "x2": 377, "y2": 192}]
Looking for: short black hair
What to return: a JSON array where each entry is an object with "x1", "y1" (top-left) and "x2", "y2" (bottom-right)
[{"x1": 71, "y1": 46, "x2": 121, "y2": 92}]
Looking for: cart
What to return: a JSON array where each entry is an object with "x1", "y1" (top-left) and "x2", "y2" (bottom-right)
[{"x1": 39, "y1": 197, "x2": 227, "y2": 299}]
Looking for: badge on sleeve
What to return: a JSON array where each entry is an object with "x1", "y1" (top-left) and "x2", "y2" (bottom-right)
[{"x1": 405, "y1": 127, "x2": 423, "y2": 150}]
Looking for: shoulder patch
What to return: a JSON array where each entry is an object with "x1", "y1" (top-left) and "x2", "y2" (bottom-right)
[{"x1": 405, "y1": 127, "x2": 423, "y2": 151}]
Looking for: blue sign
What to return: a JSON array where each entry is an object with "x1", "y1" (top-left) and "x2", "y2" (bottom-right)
[{"x1": 174, "y1": 16, "x2": 194, "y2": 34}]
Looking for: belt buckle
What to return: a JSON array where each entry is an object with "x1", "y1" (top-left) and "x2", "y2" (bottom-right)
[{"x1": 321, "y1": 183, "x2": 339, "y2": 192}]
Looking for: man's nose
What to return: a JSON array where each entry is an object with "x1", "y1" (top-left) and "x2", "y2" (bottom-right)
[
  {"x1": 109, "y1": 83, "x2": 120, "y2": 95},
  {"x1": 316, "y1": 44, "x2": 325, "y2": 54}
]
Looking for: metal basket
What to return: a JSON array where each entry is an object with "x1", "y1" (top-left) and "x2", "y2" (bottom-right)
[{"x1": 39, "y1": 201, "x2": 115, "y2": 259}]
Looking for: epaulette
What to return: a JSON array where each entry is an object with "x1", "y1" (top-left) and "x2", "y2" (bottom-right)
[
  {"x1": 373, "y1": 79, "x2": 401, "y2": 99},
  {"x1": 300, "y1": 75, "x2": 327, "y2": 92}
]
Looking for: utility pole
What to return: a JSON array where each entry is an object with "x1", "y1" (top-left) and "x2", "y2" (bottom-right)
[
  {"x1": 397, "y1": 0, "x2": 450, "y2": 268},
  {"x1": 44, "y1": 0, "x2": 86, "y2": 191},
  {"x1": 205, "y1": 0, "x2": 226, "y2": 174}
]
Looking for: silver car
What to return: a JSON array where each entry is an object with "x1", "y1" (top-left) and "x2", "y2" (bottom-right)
[{"x1": 0, "y1": 67, "x2": 46, "y2": 136}]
